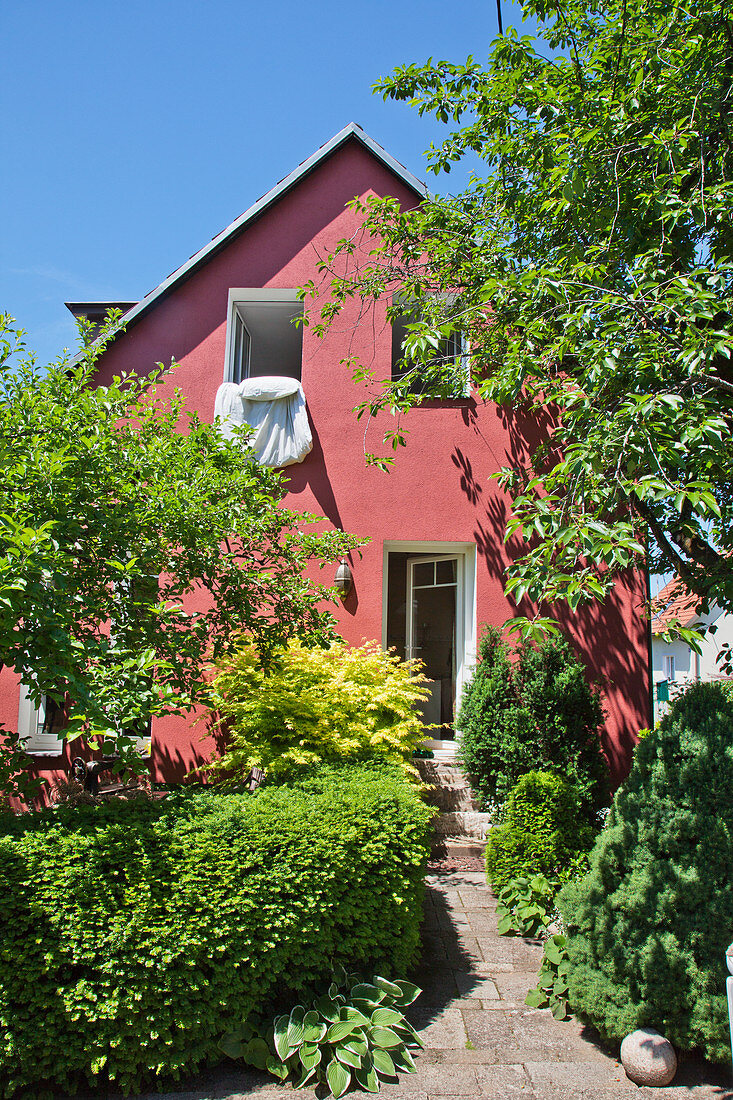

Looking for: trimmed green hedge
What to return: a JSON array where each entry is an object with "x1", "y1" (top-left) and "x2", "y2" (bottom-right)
[
  {"x1": 485, "y1": 770, "x2": 594, "y2": 889},
  {"x1": 0, "y1": 764, "x2": 433, "y2": 1097}
]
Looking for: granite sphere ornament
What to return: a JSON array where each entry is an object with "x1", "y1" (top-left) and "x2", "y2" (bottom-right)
[{"x1": 620, "y1": 1028, "x2": 677, "y2": 1087}]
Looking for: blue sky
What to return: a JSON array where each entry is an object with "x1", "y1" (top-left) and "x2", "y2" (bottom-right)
[{"x1": 2, "y1": 0, "x2": 532, "y2": 366}]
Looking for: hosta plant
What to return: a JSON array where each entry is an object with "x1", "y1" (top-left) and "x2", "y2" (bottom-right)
[
  {"x1": 496, "y1": 874, "x2": 557, "y2": 937},
  {"x1": 525, "y1": 934, "x2": 571, "y2": 1021},
  {"x1": 219, "y1": 972, "x2": 424, "y2": 1097}
]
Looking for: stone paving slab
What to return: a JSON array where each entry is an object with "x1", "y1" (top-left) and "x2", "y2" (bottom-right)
[{"x1": 88, "y1": 868, "x2": 732, "y2": 1100}]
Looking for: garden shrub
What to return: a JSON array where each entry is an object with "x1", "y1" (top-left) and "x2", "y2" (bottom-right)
[
  {"x1": 458, "y1": 628, "x2": 608, "y2": 818},
  {"x1": 496, "y1": 873, "x2": 557, "y2": 937},
  {"x1": 220, "y1": 971, "x2": 425, "y2": 1096},
  {"x1": 525, "y1": 934, "x2": 572, "y2": 1020},
  {"x1": 485, "y1": 770, "x2": 595, "y2": 889},
  {"x1": 559, "y1": 682, "x2": 733, "y2": 1062},
  {"x1": 208, "y1": 638, "x2": 428, "y2": 783},
  {"x1": 0, "y1": 763, "x2": 433, "y2": 1097}
]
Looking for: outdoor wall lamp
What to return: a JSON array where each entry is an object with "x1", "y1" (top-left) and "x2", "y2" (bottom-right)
[{"x1": 334, "y1": 559, "x2": 353, "y2": 599}]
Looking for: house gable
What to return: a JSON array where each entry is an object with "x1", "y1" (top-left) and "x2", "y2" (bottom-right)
[{"x1": 92, "y1": 126, "x2": 425, "y2": 418}]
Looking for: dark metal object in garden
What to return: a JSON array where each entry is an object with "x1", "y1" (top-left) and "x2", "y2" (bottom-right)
[
  {"x1": 71, "y1": 755, "x2": 135, "y2": 797},
  {"x1": 244, "y1": 766, "x2": 265, "y2": 792},
  {"x1": 334, "y1": 559, "x2": 353, "y2": 598}
]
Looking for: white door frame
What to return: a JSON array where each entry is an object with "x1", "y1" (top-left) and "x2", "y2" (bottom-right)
[{"x1": 382, "y1": 540, "x2": 477, "y2": 757}]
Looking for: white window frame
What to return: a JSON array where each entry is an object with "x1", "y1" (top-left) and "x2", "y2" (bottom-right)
[
  {"x1": 390, "y1": 293, "x2": 471, "y2": 399},
  {"x1": 663, "y1": 654, "x2": 676, "y2": 682},
  {"x1": 17, "y1": 681, "x2": 63, "y2": 756},
  {"x1": 224, "y1": 288, "x2": 302, "y2": 384},
  {"x1": 382, "y1": 540, "x2": 477, "y2": 752},
  {"x1": 405, "y1": 553, "x2": 464, "y2": 671},
  {"x1": 230, "y1": 308, "x2": 252, "y2": 384}
]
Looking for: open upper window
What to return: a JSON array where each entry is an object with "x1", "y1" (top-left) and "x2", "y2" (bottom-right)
[
  {"x1": 390, "y1": 296, "x2": 469, "y2": 399},
  {"x1": 226, "y1": 290, "x2": 303, "y2": 383}
]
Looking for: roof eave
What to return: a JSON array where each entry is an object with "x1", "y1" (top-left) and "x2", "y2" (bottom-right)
[{"x1": 74, "y1": 123, "x2": 427, "y2": 359}]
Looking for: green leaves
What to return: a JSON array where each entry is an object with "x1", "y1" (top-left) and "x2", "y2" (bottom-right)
[
  {"x1": 207, "y1": 638, "x2": 431, "y2": 785},
  {"x1": 0, "y1": 314, "x2": 359, "y2": 796},
  {"x1": 370, "y1": 1007, "x2": 403, "y2": 1027},
  {"x1": 327, "y1": 1019, "x2": 361, "y2": 1043},
  {"x1": 371, "y1": 1048, "x2": 396, "y2": 1076},
  {"x1": 526, "y1": 934, "x2": 571, "y2": 1021},
  {"x1": 220, "y1": 968, "x2": 423, "y2": 1096},
  {"x1": 558, "y1": 682, "x2": 733, "y2": 1061},
  {"x1": 369, "y1": 1026, "x2": 402, "y2": 1049},
  {"x1": 303, "y1": 0, "x2": 733, "y2": 633},
  {"x1": 3, "y1": 766, "x2": 429, "y2": 1096},
  {"x1": 327, "y1": 1057, "x2": 352, "y2": 1097},
  {"x1": 496, "y1": 874, "x2": 558, "y2": 937}
]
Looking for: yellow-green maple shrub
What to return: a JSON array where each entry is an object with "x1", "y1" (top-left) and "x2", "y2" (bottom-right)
[{"x1": 208, "y1": 639, "x2": 429, "y2": 782}]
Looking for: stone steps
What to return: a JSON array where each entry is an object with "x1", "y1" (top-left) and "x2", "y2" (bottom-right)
[
  {"x1": 430, "y1": 835, "x2": 487, "y2": 860},
  {"x1": 415, "y1": 759, "x2": 491, "y2": 844}
]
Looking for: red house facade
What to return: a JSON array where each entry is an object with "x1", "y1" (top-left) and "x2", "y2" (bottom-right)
[{"x1": 1, "y1": 124, "x2": 650, "y2": 790}]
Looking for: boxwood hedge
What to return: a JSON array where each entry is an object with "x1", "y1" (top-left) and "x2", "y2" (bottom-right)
[{"x1": 0, "y1": 764, "x2": 432, "y2": 1097}]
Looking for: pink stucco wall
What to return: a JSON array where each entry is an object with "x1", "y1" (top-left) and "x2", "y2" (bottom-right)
[{"x1": 2, "y1": 137, "x2": 649, "y2": 796}]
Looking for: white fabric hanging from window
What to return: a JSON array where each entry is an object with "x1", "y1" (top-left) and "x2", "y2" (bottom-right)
[{"x1": 214, "y1": 376, "x2": 313, "y2": 467}]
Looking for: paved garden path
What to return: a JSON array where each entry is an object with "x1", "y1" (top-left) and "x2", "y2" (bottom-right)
[{"x1": 137, "y1": 870, "x2": 732, "y2": 1100}]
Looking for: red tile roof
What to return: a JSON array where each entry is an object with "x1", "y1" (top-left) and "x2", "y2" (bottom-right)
[{"x1": 651, "y1": 577, "x2": 701, "y2": 634}]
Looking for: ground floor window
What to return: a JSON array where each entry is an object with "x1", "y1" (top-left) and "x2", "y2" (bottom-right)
[{"x1": 17, "y1": 681, "x2": 64, "y2": 755}]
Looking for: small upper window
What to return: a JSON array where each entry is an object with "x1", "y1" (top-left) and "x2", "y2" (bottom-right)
[
  {"x1": 226, "y1": 291, "x2": 303, "y2": 384},
  {"x1": 662, "y1": 654, "x2": 676, "y2": 682},
  {"x1": 390, "y1": 299, "x2": 469, "y2": 399}
]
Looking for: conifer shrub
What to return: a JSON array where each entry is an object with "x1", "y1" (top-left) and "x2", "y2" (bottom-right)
[
  {"x1": 559, "y1": 682, "x2": 733, "y2": 1062},
  {"x1": 208, "y1": 638, "x2": 428, "y2": 783},
  {"x1": 458, "y1": 628, "x2": 608, "y2": 818},
  {"x1": 485, "y1": 770, "x2": 595, "y2": 889},
  {"x1": 0, "y1": 764, "x2": 432, "y2": 1096}
]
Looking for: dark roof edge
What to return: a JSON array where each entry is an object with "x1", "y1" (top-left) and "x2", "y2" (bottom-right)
[{"x1": 91, "y1": 123, "x2": 428, "y2": 344}]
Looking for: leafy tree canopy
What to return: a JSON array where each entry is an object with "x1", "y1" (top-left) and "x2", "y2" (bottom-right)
[
  {"x1": 0, "y1": 315, "x2": 356, "y2": 796},
  {"x1": 307, "y1": 0, "x2": 733, "y2": 642}
]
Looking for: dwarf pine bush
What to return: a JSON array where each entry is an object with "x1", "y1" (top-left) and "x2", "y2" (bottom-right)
[
  {"x1": 560, "y1": 682, "x2": 733, "y2": 1062},
  {"x1": 208, "y1": 638, "x2": 428, "y2": 782}
]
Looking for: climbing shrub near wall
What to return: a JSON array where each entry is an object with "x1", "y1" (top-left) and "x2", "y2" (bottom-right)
[
  {"x1": 208, "y1": 638, "x2": 429, "y2": 783},
  {"x1": 0, "y1": 764, "x2": 433, "y2": 1097},
  {"x1": 458, "y1": 628, "x2": 608, "y2": 818},
  {"x1": 560, "y1": 682, "x2": 733, "y2": 1062}
]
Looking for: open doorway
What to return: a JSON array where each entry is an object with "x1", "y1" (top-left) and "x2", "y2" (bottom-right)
[{"x1": 383, "y1": 542, "x2": 476, "y2": 757}]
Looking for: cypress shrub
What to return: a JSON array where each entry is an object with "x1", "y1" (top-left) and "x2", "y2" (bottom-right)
[
  {"x1": 559, "y1": 682, "x2": 733, "y2": 1062},
  {"x1": 0, "y1": 764, "x2": 432, "y2": 1096},
  {"x1": 485, "y1": 770, "x2": 594, "y2": 889},
  {"x1": 458, "y1": 629, "x2": 608, "y2": 817}
]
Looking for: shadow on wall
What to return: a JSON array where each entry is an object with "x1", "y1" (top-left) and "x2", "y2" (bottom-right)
[
  {"x1": 151, "y1": 733, "x2": 211, "y2": 787},
  {"x1": 283, "y1": 421, "x2": 360, "y2": 617},
  {"x1": 452, "y1": 403, "x2": 648, "y2": 788},
  {"x1": 284, "y1": 420, "x2": 345, "y2": 531}
]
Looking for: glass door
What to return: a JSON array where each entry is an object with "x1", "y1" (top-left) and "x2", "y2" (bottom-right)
[{"x1": 406, "y1": 555, "x2": 462, "y2": 738}]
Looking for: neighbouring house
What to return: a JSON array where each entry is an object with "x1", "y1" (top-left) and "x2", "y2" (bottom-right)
[
  {"x1": 0, "y1": 124, "x2": 650, "y2": 790},
  {"x1": 651, "y1": 576, "x2": 733, "y2": 722}
]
